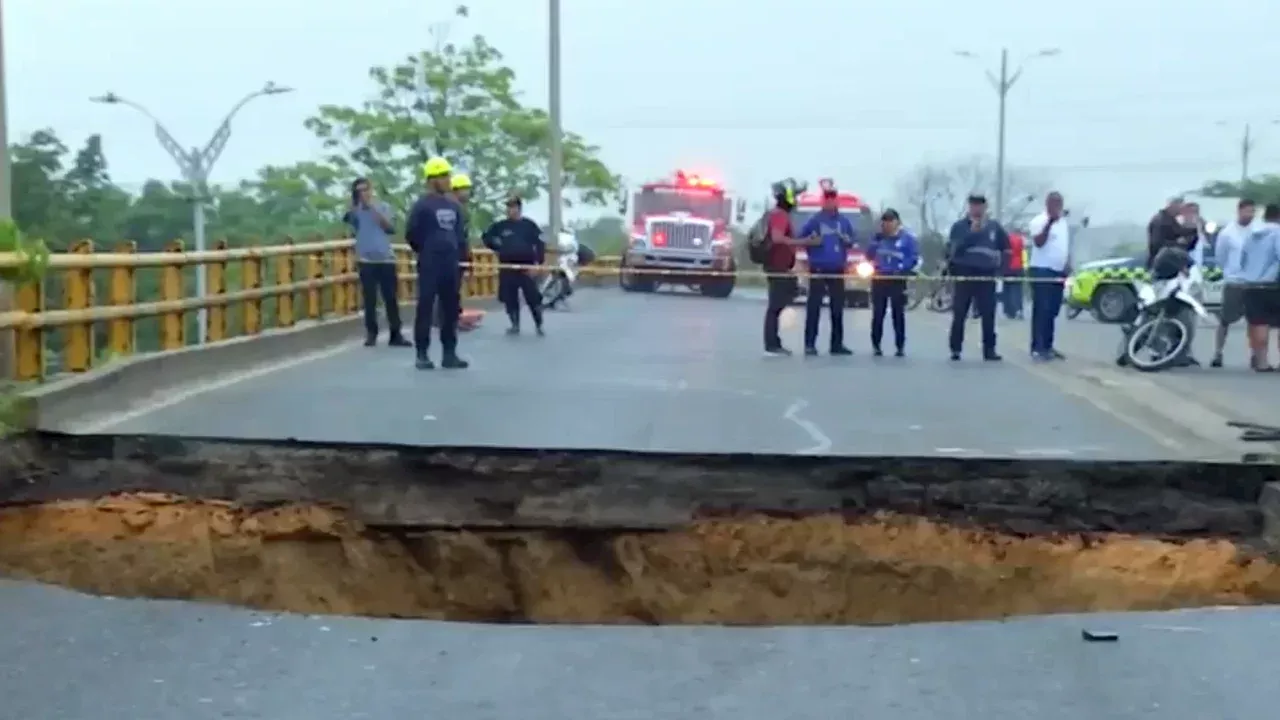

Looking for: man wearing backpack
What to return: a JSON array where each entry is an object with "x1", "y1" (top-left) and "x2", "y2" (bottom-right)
[{"x1": 749, "y1": 179, "x2": 817, "y2": 356}]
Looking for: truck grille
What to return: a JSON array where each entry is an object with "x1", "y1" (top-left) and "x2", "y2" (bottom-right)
[{"x1": 650, "y1": 220, "x2": 713, "y2": 252}]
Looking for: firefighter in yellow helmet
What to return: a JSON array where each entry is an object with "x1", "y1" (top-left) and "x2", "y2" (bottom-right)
[
  {"x1": 404, "y1": 156, "x2": 469, "y2": 369},
  {"x1": 447, "y1": 173, "x2": 474, "y2": 321}
]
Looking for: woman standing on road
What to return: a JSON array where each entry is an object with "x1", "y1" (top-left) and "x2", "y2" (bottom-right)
[{"x1": 866, "y1": 209, "x2": 919, "y2": 357}]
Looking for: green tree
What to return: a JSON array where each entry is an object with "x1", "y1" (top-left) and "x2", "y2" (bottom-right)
[
  {"x1": 1200, "y1": 176, "x2": 1280, "y2": 206},
  {"x1": 302, "y1": 4, "x2": 620, "y2": 230}
]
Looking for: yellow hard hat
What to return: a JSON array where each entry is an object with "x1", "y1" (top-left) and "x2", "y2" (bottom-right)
[
  {"x1": 422, "y1": 156, "x2": 452, "y2": 178},
  {"x1": 450, "y1": 173, "x2": 473, "y2": 191}
]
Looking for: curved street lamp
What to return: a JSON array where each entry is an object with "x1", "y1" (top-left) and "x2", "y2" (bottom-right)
[
  {"x1": 91, "y1": 82, "x2": 294, "y2": 344},
  {"x1": 953, "y1": 48, "x2": 1060, "y2": 222}
]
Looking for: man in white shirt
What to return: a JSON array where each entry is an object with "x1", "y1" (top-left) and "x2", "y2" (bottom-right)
[
  {"x1": 1026, "y1": 191, "x2": 1071, "y2": 361},
  {"x1": 1211, "y1": 198, "x2": 1257, "y2": 367}
]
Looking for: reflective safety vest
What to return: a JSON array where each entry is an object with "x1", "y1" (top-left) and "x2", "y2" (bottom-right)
[{"x1": 1008, "y1": 233, "x2": 1026, "y2": 271}]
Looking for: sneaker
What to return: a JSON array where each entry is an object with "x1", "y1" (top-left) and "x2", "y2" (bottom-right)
[
  {"x1": 765, "y1": 345, "x2": 793, "y2": 357},
  {"x1": 830, "y1": 346, "x2": 853, "y2": 356},
  {"x1": 442, "y1": 354, "x2": 469, "y2": 370},
  {"x1": 1210, "y1": 354, "x2": 1224, "y2": 368},
  {"x1": 872, "y1": 347, "x2": 884, "y2": 357},
  {"x1": 984, "y1": 352, "x2": 1003, "y2": 362},
  {"x1": 950, "y1": 352, "x2": 961, "y2": 361},
  {"x1": 894, "y1": 348, "x2": 905, "y2": 358},
  {"x1": 388, "y1": 334, "x2": 411, "y2": 347},
  {"x1": 535, "y1": 325, "x2": 545, "y2": 337},
  {"x1": 364, "y1": 334, "x2": 377, "y2": 347},
  {"x1": 804, "y1": 346, "x2": 819, "y2": 357},
  {"x1": 506, "y1": 326, "x2": 520, "y2": 336},
  {"x1": 1031, "y1": 352, "x2": 1051, "y2": 362},
  {"x1": 1050, "y1": 349, "x2": 1066, "y2": 360},
  {"x1": 415, "y1": 356, "x2": 435, "y2": 370}
]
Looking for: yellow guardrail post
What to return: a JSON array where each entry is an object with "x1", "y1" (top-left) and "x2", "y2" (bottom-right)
[
  {"x1": 342, "y1": 245, "x2": 358, "y2": 315},
  {"x1": 276, "y1": 239, "x2": 295, "y2": 328},
  {"x1": 108, "y1": 241, "x2": 137, "y2": 357},
  {"x1": 63, "y1": 240, "x2": 94, "y2": 372},
  {"x1": 242, "y1": 247, "x2": 263, "y2": 336},
  {"x1": 479, "y1": 250, "x2": 498, "y2": 298},
  {"x1": 396, "y1": 247, "x2": 414, "y2": 301},
  {"x1": 326, "y1": 247, "x2": 344, "y2": 315},
  {"x1": 207, "y1": 240, "x2": 229, "y2": 343},
  {"x1": 13, "y1": 267, "x2": 44, "y2": 382},
  {"x1": 306, "y1": 239, "x2": 323, "y2": 320},
  {"x1": 161, "y1": 240, "x2": 186, "y2": 350}
]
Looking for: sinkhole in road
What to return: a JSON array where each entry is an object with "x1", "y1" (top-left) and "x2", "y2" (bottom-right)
[{"x1": 3, "y1": 493, "x2": 1280, "y2": 625}]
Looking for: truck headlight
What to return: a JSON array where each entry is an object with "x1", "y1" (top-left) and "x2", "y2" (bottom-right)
[
  {"x1": 628, "y1": 236, "x2": 646, "y2": 250},
  {"x1": 855, "y1": 261, "x2": 874, "y2": 279}
]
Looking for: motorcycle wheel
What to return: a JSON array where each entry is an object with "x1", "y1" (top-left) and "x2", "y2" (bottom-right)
[
  {"x1": 928, "y1": 285, "x2": 954, "y2": 313},
  {"x1": 540, "y1": 275, "x2": 564, "y2": 310},
  {"x1": 905, "y1": 282, "x2": 925, "y2": 310},
  {"x1": 1124, "y1": 316, "x2": 1190, "y2": 372}
]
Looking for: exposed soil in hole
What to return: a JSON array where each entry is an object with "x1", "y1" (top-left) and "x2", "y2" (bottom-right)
[{"x1": 3, "y1": 493, "x2": 1280, "y2": 625}]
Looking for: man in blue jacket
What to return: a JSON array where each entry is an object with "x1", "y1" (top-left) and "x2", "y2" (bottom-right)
[
  {"x1": 797, "y1": 186, "x2": 856, "y2": 356},
  {"x1": 405, "y1": 156, "x2": 469, "y2": 370},
  {"x1": 866, "y1": 208, "x2": 919, "y2": 357},
  {"x1": 946, "y1": 194, "x2": 1009, "y2": 361}
]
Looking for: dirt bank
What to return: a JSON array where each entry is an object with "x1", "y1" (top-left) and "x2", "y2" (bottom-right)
[{"x1": 3, "y1": 493, "x2": 1280, "y2": 625}]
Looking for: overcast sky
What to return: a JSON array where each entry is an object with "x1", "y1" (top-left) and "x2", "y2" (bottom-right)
[{"x1": 7, "y1": 0, "x2": 1278, "y2": 223}]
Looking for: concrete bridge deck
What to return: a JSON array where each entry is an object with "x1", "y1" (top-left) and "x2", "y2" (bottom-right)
[{"x1": 71, "y1": 288, "x2": 1254, "y2": 460}]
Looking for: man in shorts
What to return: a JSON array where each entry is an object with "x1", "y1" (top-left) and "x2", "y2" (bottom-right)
[
  {"x1": 1241, "y1": 203, "x2": 1280, "y2": 371},
  {"x1": 1211, "y1": 198, "x2": 1256, "y2": 367}
]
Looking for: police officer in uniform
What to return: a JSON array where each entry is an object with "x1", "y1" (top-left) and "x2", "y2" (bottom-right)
[
  {"x1": 405, "y1": 157, "x2": 469, "y2": 370},
  {"x1": 482, "y1": 195, "x2": 546, "y2": 335},
  {"x1": 946, "y1": 194, "x2": 1009, "y2": 361}
]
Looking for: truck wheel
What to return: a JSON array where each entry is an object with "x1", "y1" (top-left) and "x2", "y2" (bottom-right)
[
  {"x1": 619, "y1": 257, "x2": 656, "y2": 293},
  {"x1": 1093, "y1": 285, "x2": 1137, "y2": 324},
  {"x1": 700, "y1": 273, "x2": 735, "y2": 298}
]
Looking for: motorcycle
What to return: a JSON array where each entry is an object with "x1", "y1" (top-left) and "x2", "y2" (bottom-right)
[
  {"x1": 927, "y1": 272, "x2": 954, "y2": 313},
  {"x1": 540, "y1": 232, "x2": 594, "y2": 310},
  {"x1": 1115, "y1": 271, "x2": 1207, "y2": 372}
]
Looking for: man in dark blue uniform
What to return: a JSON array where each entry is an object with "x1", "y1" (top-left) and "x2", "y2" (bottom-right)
[
  {"x1": 482, "y1": 195, "x2": 546, "y2": 336},
  {"x1": 405, "y1": 157, "x2": 469, "y2": 370},
  {"x1": 946, "y1": 194, "x2": 1009, "y2": 361}
]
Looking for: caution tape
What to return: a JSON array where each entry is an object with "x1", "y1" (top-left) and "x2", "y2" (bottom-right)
[{"x1": 457, "y1": 258, "x2": 1227, "y2": 285}]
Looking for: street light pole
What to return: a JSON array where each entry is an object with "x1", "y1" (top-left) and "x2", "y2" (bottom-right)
[
  {"x1": 547, "y1": 0, "x2": 564, "y2": 241},
  {"x1": 91, "y1": 82, "x2": 293, "y2": 344},
  {"x1": 954, "y1": 47, "x2": 1060, "y2": 223},
  {"x1": 0, "y1": 0, "x2": 10, "y2": 222}
]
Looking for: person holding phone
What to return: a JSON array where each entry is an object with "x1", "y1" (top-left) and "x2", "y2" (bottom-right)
[
  {"x1": 946, "y1": 194, "x2": 1009, "y2": 361},
  {"x1": 344, "y1": 178, "x2": 408, "y2": 348}
]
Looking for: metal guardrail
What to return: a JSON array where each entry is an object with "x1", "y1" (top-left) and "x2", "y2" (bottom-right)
[{"x1": 0, "y1": 238, "x2": 509, "y2": 382}]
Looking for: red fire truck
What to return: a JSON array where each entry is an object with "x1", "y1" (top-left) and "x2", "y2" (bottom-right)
[
  {"x1": 620, "y1": 170, "x2": 743, "y2": 298},
  {"x1": 792, "y1": 182, "x2": 877, "y2": 308}
]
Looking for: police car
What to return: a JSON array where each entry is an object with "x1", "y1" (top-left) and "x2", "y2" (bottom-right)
[{"x1": 1064, "y1": 254, "x2": 1224, "y2": 324}]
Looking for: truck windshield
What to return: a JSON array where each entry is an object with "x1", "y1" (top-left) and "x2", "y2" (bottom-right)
[{"x1": 637, "y1": 189, "x2": 725, "y2": 221}]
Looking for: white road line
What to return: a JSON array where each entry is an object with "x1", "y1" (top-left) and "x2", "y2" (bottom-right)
[
  {"x1": 784, "y1": 399, "x2": 832, "y2": 455},
  {"x1": 68, "y1": 342, "x2": 359, "y2": 434},
  {"x1": 1014, "y1": 448, "x2": 1077, "y2": 457}
]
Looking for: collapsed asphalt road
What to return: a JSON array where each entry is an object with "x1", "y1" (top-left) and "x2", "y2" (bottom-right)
[
  {"x1": 1, "y1": 577, "x2": 1276, "y2": 720},
  {"x1": 98, "y1": 289, "x2": 1180, "y2": 459}
]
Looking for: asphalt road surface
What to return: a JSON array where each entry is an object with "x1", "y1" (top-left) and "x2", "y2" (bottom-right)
[
  {"x1": 2, "y1": 578, "x2": 1276, "y2": 720},
  {"x1": 93, "y1": 289, "x2": 1188, "y2": 459}
]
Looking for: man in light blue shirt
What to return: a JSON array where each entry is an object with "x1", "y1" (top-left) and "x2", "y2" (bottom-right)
[
  {"x1": 344, "y1": 177, "x2": 409, "y2": 348},
  {"x1": 1240, "y1": 203, "x2": 1280, "y2": 370},
  {"x1": 1210, "y1": 198, "x2": 1255, "y2": 367}
]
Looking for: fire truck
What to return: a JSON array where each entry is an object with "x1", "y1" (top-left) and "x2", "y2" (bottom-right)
[
  {"x1": 620, "y1": 170, "x2": 744, "y2": 298},
  {"x1": 792, "y1": 183, "x2": 877, "y2": 308}
]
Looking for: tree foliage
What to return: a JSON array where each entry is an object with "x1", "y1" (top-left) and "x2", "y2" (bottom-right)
[
  {"x1": 894, "y1": 156, "x2": 1053, "y2": 236},
  {"x1": 302, "y1": 4, "x2": 620, "y2": 230},
  {"x1": 1200, "y1": 176, "x2": 1280, "y2": 206}
]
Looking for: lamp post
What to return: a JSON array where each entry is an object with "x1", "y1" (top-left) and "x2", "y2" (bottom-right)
[
  {"x1": 547, "y1": 0, "x2": 564, "y2": 241},
  {"x1": 954, "y1": 48, "x2": 1060, "y2": 222},
  {"x1": 1217, "y1": 120, "x2": 1280, "y2": 185},
  {"x1": 91, "y1": 82, "x2": 294, "y2": 344},
  {"x1": 0, "y1": 0, "x2": 10, "y2": 221}
]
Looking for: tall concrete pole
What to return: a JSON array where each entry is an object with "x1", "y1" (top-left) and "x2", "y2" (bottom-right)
[{"x1": 547, "y1": 0, "x2": 564, "y2": 241}]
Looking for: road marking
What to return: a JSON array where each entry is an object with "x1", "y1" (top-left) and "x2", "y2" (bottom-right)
[
  {"x1": 784, "y1": 399, "x2": 832, "y2": 455},
  {"x1": 1014, "y1": 448, "x2": 1076, "y2": 457},
  {"x1": 67, "y1": 342, "x2": 360, "y2": 433},
  {"x1": 423, "y1": 414, "x2": 437, "y2": 421},
  {"x1": 934, "y1": 447, "x2": 978, "y2": 454}
]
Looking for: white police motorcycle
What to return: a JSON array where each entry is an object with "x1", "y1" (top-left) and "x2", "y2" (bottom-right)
[
  {"x1": 1115, "y1": 264, "x2": 1209, "y2": 372},
  {"x1": 540, "y1": 231, "x2": 581, "y2": 310}
]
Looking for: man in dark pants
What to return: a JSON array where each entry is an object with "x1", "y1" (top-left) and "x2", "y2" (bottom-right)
[
  {"x1": 946, "y1": 194, "x2": 1009, "y2": 361},
  {"x1": 344, "y1": 177, "x2": 410, "y2": 347},
  {"x1": 796, "y1": 183, "x2": 855, "y2": 356},
  {"x1": 1026, "y1": 192, "x2": 1071, "y2": 361},
  {"x1": 482, "y1": 195, "x2": 546, "y2": 336},
  {"x1": 758, "y1": 180, "x2": 812, "y2": 356},
  {"x1": 867, "y1": 208, "x2": 919, "y2": 356},
  {"x1": 405, "y1": 156, "x2": 469, "y2": 370}
]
